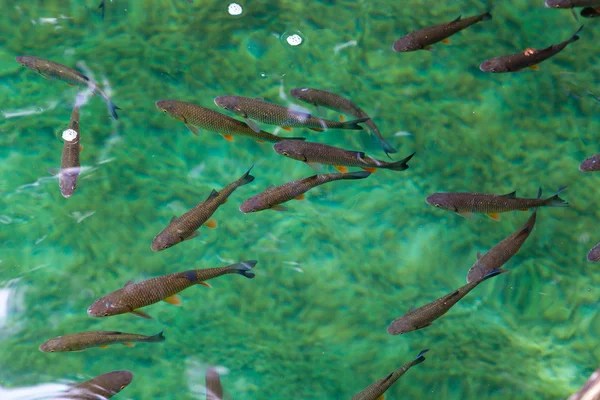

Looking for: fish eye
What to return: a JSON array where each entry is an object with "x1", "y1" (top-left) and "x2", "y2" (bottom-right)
[
  {"x1": 119, "y1": 385, "x2": 126, "y2": 390},
  {"x1": 103, "y1": 312, "x2": 110, "y2": 316},
  {"x1": 434, "y1": 204, "x2": 441, "y2": 208},
  {"x1": 162, "y1": 109, "x2": 167, "y2": 113},
  {"x1": 282, "y1": 151, "x2": 289, "y2": 156}
]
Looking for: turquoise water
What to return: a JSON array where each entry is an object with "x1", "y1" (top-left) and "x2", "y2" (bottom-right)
[{"x1": 1, "y1": 0, "x2": 599, "y2": 399}]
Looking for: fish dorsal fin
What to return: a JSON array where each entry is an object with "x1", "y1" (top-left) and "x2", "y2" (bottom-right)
[
  {"x1": 99, "y1": 331, "x2": 123, "y2": 335},
  {"x1": 452, "y1": 15, "x2": 462, "y2": 22},
  {"x1": 501, "y1": 191, "x2": 517, "y2": 198},
  {"x1": 476, "y1": 251, "x2": 483, "y2": 260},
  {"x1": 206, "y1": 189, "x2": 219, "y2": 201},
  {"x1": 123, "y1": 280, "x2": 134, "y2": 287},
  {"x1": 381, "y1": 372, "x2": 394, "y2": 384}
]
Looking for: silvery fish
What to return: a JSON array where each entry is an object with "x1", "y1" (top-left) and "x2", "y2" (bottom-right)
[
  {"x1": 289, "y1": 87, "x2": 396, "y2": 156},
  {"x1": 393, "y1": 12, "x2": 492, "y2": 52},
  {"x1": 351, "y1": 349, "x2": 429, "y2": 400},
  {"x1": 39, "y1": 330, "x2": 165, "y2": 352},
  {"x1": 239, "y1": 171, "x2": 371, "y2": 213},
  {"x1": 387, "y1": 268, "x2": 507, "y2": 335},
  {"x1": 214, "y1": 95, "x2": 369, "y2": 132},
  {"x1": 87, "y1": 261, "x2": 257, "y2": 319},
  {"x1": 16, "y1": 56, "x2": 119, "y2": 119},
  {"x1": 60, "y1": 370, "x2": 133, "y2": 399}
]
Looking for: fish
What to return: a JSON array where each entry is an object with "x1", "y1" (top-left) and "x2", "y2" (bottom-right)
[
  {"x1": 39, "y1": 330, "x2": 165, "y2": 352},
  {"x1": 479, "y1": 26, "x2": 583, "y2": 73},
  {"x1": 87, "y1": 260, "x2": 257, "y2": 318},
  {"x1": 568, "y1": 367, "x2": 600, "y2": 400},
  {"x1": 580, "y1": 153, "x2": 600, "y2": 171},
  {"x1": 392, "y1": 12, "x2": 492, "y2": 52},
  {"x1": 156, "y1": 100, "x2": 303, "y2": 143},
  {"x1": 60, "y1": 370, "x2": 133, "y2": 399},
  {"x1": 273, "y1": 140, "x2": 415, "y2": 173},
  {"x1": 467, "y1": 210, "x2": 537, "y2": 282},
  {"x1": 58, "y1": 103, "x2": 82, "y2": 198},
  {"x1": 351, "y1": 349, "x2": 429, "y2": 400},
  {"x1": 15, "y1": 56, "x2": 119, "y2": 119},
  {"x1": 289, "y1": 87, "x2": 397, "y2": 156},
  {"x1": 151, "y1": 167, "x2": 254, "y2": 251},
  {"x1": 587, "y1": 242, "x2": 600, "y2": 262},
  {"x1": 387, "y1": 268, "x2": 508, "y2": 335},
  {"x1": 240, "y1": 171, "x2": 371, "y2": 213},
  {"x1": 581, "y1": 6, "x2": 600, "y2": 17},
  {"x1": 545, "y1": 0, "x2": 600, "y2": 8},
  {"x1": 213, "y1": 95, "x2": 369, "y2": 133},
  {"x1": 98, "y1": 0, "x2": 105, "y2": 19},
  {"x1": 206, "y1": 367, "x2": 224, "y2": 400},
  {"x1": 426, "y1": 187, "x2": 568, "y2": 221}
]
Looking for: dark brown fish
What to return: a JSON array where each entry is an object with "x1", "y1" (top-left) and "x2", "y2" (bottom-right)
[
  {"x1": 387, "y1": 268, "x2": 507, "y2": 335},
  {"x1": 546, "y1": 0, "x2": 600, "y2": 8},
  {"x1": 273, "y1": 140, "x2": 415, "y2": 173},
  {"x1": 15, "y1": 56, "x2": 119, "y2": 119},
  {"x1": 581, "y1": 6, "x2": 600, "y2": 17},
  {"x1": 588, "y1": 242, "x2": 600, "y2": 262},
  {"x1": 426, "y1": 187, "x2": 568, "y2": 221},
  {"x1": 58, "y1": 103, "x2": 81, "y2": 198},
  {"x1": 240, "y1": 171, "x2": 371, "y2": 213},
  {"x1": 206, "y1": 367, "x2": 224, "y2": 400},
  {"x1": 289, "y1": 87, "x2": 396, "y2": 156},
  {"x1": 580, "y1": 153, "x2": 600, "y2": 171},
  {"x1": 392, "y1": 12, "x2": 492, "y2": 52},
  {"x1": 467, "y1": 210, "x2": 537, "y2": 282},
  {"x1": 569, "y1": 367, "x2": 600, "y2": 400},
  {"x1": 87, "y1": 260, "x2": 257, "y2": 319},
  {"x1": 213, "y1": 95, "x2": 369, "y2": 132},
  {"x1": 479, "y1": 26, "x2": 582, "y2": 73},
  {"x1": 351, "y1": 349, "x2": 429, "y2": 400},
  {"x1": 156, "y1": 100, "x2": 304, "y2": 143},
  {"x1": 61, "y1": 370, "x2": 133, "y2": 400},
  {"x1": 39, "y1": 330, "x2": 164, "y2": 352},
  {"x1": 151, "y1": 167, "x2": 254, "y2": 251}
]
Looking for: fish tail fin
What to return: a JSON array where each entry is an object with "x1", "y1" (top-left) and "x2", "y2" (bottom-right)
[
  {"x1": 107, "y1": 99, "x2": 120, "y2": 120},
  {"x1": 389, "y1": 152, "x2": 416, "y2": 171},
  {"x1": 545, "y1": 186, "x2": 569, "y2": 207},
  {"x1": 480, "y1": 268, "x2": 509, "y2": 282},
  {"x1": 229, "y1": 260, "x2": 257, "y2": 279},
  {"x1": 340, "y1": 117, "x2": 370, "y2": 130},
  {"x1": 239, "y1": 166, "x2": 255, "y2": 186},
  {"x1": 570, "y1": 25, "x2": 584, "y2": 43},
  {"x1": 481, "y1": 11, "x2": 492, "y2": 21},
  {"x1": 342, "y1": 171, "x2": 371, "y2": 180},
  {"x1": 149, "y1": 330, "x2": 166, "y2": 342},
  {"x1": 412, "y1": 349, "x2": 430, "y2": 365},
  {"x1": 380, "y1": 139, "x2": 397, "y2": 156}
]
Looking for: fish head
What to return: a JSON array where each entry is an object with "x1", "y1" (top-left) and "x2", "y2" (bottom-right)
[
  {"x1": 74, "y1": 371, "x2": 134, "y2": 397},
  {"x1": 213, "y1": 96, "x2": 244, "y2": 116},
  {"x1": 479, "y1": 59, "x2": 507, "y2": 73},
  {"x1": 239, "y1": 199, "x2": 258, "y2": 213},
  {"x1": 289, "y1": 88, "x2": 312, "y2": 101},
  {"x1": 15, "y1": 55, "x2": 38, "y2": 69},
  {"x1": 387, "y1": 318, "x2": 414, "y2": 335},
  {"x1": 544, "y1": 0, "x2": 568, "y2": 8},
  {"x1": 87, "y1": 294, "x2": 125, "y2": 317},
  {"x1": 151, "y1": 231, "x2": 178, "y2": 251},
  {"x1": 156, "y1": 100, "x2": 187, "y2": 123},
  {"x1": 39, "y1": 337, "x2": 62, "y2": 352},
  {"x1": 392, "y1": 36, "x2": 420, "y2": 52},
  {"x1": 273, "y1": 141, "x2": 307, "y2": 161},
  {"x1": 425, "y1": 193, "x2": 456, "y2": 211},
  {"x1": 580, "y1": 155, "x2": 600, "y2": 172},
  {"x1": 59, "y1": 169, "x2": 80, "y2": 198}
]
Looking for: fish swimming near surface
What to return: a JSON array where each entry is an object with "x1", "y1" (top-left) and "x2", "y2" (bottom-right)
[
  {"x1": 151, "y1": 167, "x2": 254, "y2": 251},
  {"x1": 57, "y1": 103, "x2": 81, "y2": 198},
  {"x1": 587, "y1": 242, "x2": 600, "y2": 262},
  {"x1": 580, "y1": 153, "x2": 600, "y2": 171},
  {"x1": 15, "y1": 56, "x2": 119, "y2": 119},
  {"x1": 274, "y1": 140, "x2": 415, "y2": 173},
  {"x1": 213, "y1": 95, "x2": 369, "y2": 132},
  {"x1": 467, "y1": 210, "x2": 537, "y2": 282},
  {"x1": 205, "y1": 367, "x2": 224, "y2": 400},
  {"x1": 351, "y1": 349, "x2": 429, "y2": 400},
  {"x1": 61, "y1": 370, "x2": 133, "y2": 400},
  {"x1": 568, "y1": 367, "x2": 600, "y2": 400},
  {"x1": 240, "y1": 171, "x2": 371, "y2": 213},
  {"x1": 39, "y1": 330, "x2": 165, "y2": 352},
  {"x1": 87, "y1": 260, "x2": 257, "y2": 319},
  {"x1": 426, "y1": 187, "x2": 568, "y2": 221},
  {"x1": 156, "y1": 100, "x2": 303, "y2": 143},
  {"x1": 479, "y1": 26, "x2": 583, "y2": 73},
  {"x1": 387, "y1": 268, "x2": 507, "y2": 335},
  {"x1": 392, "y1": 12, "x2": 492, "y2": 52},
  {"x1": 289, "y1": 87, "x2": 397, "y2": 156}
]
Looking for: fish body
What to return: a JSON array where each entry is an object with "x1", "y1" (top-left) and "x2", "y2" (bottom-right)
[
  {"x1": 289, "y1": 87, "x2": 396, "y2": 155},
  {"x1": 351, "y1": 349, "x2": 429, "y2": 400},
  {"x1": 213, "y1": 95, "x2": 369, "y2": 132},
  {"x1": 156, "y1": 100, "x2": 302, "y2": 142},
  {"x1": 387, "y1": 269, "x2": 507, "y2": 335},
  {"x1": 240, "y1": 171, "x2": 371, "y2": 213},
  {"x1": 426, "y1": 187, "x2": 568, "y2": 220},
  {"x1": 151, "y1": 167, "x2": 254, "y2": 251},
  {"x1": 16, "y1": 56, "x2": 119, "y2": 119},
  {"x1": 87, "y1": 261, "x2": 257, "y2": 318},
  {"x1": 274, "y1": 140, "x2": 415, "y2": 172},
  {"x1": 588, "y1": 242, "x2": 600, "y2": 262},
  {"x1": 393, "y1": 12, "x2": 492, "y2": 52},
  {"x1": 479, "y1": 26, "x2": 582, "y2": 73},
  {"x1": 59, "y1": 104, "x2": 81, "y2": 198},
  {"x1": 206, "y1": 368, "x2": 224, "y2": 400},
  {"x1": 580, "y1": 153, "x2": 600, "y2": 171},
  {"x1": 467, "y1": 210, "x2": 537, "y2": 282},
  {"x1": 39, "y1": 330, "x2": 165, "y2": 352},
  {"x1": 61, "y1": 370, "x2": 133, "y2": 400},
  {"x1": 545, "y1": 0, "x2": 600, "y2": 8}
]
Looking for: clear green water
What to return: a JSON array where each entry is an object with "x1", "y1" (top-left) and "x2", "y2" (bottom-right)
[{"x1": 0, "y1": 1, "x2": 599, "y2": 399}]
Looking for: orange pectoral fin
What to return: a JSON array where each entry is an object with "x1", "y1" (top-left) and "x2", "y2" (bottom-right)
[
  {"x1": 339, "y1": 114, "x2": 346, "y2": 122},
  {"x1": 334, "y1": 165, "x2": 348, "y2": 173},
  {"x1": 99, "y1": 345, "x2": 109, "y2": 349},
  {"x1": 220, "y1": 133, "x2": 234, "y2": 142},
  {"x1": 204, "y1": 219, "x2": 217, "y2": 228},
  {"x1": 198, "y1": 281, "x2": 212, "y2": 288},
  {"x1": 122, "y1": 343, "x2": 135, "y2": 347},
  {"x1": 79, "y1": 144, "x2": 83, "y2": 152},
  {"x1": 163, "y1": 294, "x2": 182, "y2": 306},
  {"x1": 295, "y1": 194, "x2": 305, "y2": 200},
  {"x1": 361, "y1": 167, "x2": 377, "y2": 173},
  {"x1": 281, "y1": 126, "x2": 293, "y2": 132},
  {"x1": 309, "y1": 127, "x2": 324, "y2": 132},
  {"x1": 255, "y1": 139, "x2": 265, "y2": 143},
  {"x1": 528, "y1": 65, "x2": 539, "y2": 71},
  {"x1": 442, "y1": 38, "x2": 451, "y2": 44},
  {"x1": 486, "y1": 213, "x2": 501, "y2": 221}
]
